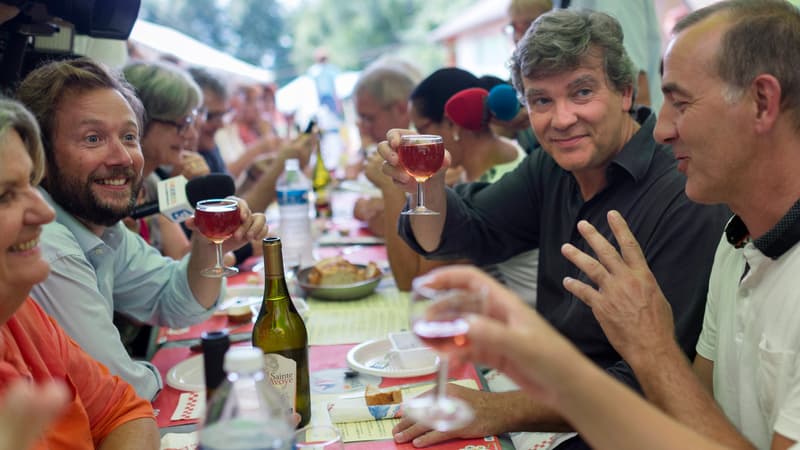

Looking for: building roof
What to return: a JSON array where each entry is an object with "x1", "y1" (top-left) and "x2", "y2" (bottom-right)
[
  {"x1": 129, "y1": 19, "x2": 274, "y2": 83},
  {"x1": 431, "y1": 0, "x2": 510, "y2": 41}
]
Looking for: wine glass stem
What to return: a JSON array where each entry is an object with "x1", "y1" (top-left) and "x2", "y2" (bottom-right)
[
  {"x1": 416, "y1": 180, "x2": 425, "y2": 210},
  {"x1": 214, "y1": 242, "x2": 225, "y2": 269},
  {"x1": 435, "y1": 353, "x2": 449, "y2": 403}
]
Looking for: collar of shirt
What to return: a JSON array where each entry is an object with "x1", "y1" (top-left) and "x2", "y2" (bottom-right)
[
  {"x1": 604, "y1": 106, "x2": 657, "y2": 186},
  {"x1": 725, "y1": 199, "x2": 800, "y2": 259},
  {"x1": 38, "y1": 187, "x2": 125, "y2": 254}
]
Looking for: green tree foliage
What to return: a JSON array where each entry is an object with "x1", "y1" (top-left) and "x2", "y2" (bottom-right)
[
  {"x1": 226, "y1": 0, "x2": 294, "y2": 84},
  {"x1": 289, "y1": 0, "x2": 472, "y2": 76},
  {"x1": 139, "y1": 0, "x2": 473, "y2": 85},
  {"x1": 139, "y1": 0, "x2": 233, "y2": 53}
]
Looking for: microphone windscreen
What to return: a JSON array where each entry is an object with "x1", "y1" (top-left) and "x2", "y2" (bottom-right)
[
  {"x1": 487, "y1": 84, "x2": 520, "y2": 122},
  {"x1": 445, "y1": 88, "x2": 489, "y2": 131},
  {"x1": 186, "y1": 174, "x2": 236, "y2": 205}
]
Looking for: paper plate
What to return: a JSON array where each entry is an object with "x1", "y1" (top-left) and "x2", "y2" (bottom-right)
[
  {"x1": 166, "y1": 354, "x2": 205, "y2": 392},
  {"x1": 346, "y1": 338, "x2": 438, "y2": 378}
]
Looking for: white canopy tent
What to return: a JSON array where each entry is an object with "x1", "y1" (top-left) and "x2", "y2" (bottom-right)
[{"x1": 129, "y1": 19, "x2": 274, "y2": 84}]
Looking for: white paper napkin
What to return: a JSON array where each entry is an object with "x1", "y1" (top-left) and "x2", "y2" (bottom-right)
[{"x1": 160, "y1": 432, "x2": 198, "y2": 450}]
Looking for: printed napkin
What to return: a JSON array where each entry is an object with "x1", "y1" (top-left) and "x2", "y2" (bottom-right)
[
  {"x1": 170, "y1": 391, "x2": 205, "y2": 422},
  {"x1": 484, "y1": 370, "x2": 577, "y2": 450}
]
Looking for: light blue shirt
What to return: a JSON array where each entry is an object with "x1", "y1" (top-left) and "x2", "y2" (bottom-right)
[{"x1": 30, "y1": 188, "x2": 221, "y2": 401}]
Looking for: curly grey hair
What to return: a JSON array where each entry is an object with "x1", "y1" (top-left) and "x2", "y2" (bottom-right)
[{"x1": 510, "y1": 9, "x2": 636, "y2": 104}]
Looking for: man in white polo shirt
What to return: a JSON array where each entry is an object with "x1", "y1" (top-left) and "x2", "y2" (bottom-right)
[{"x1": 562, "y1": 1, "x2": 800, "y2": 448}]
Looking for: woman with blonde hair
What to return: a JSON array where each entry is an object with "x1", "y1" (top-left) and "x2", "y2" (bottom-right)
[{"x1": 0, "y1": 97, "x2": 157, "y2": 449}]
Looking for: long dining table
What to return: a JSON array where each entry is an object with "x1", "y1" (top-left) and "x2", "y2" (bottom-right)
[{"x1": 152, "y1": 188, "x2": 509, "y2": 450}]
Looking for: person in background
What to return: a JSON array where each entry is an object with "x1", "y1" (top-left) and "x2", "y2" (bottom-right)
[
  {"x1": 381, "y1": 9, "x2": 730, "y2": 449},
  {"x1": 215, "y1": 84, "x2": 282, "y2": 184},
  {"x1": 309, "y1": 47, "x2": 343, "y2": 118},
  {"x1": 189, "y1": 67, "x2": 315, "y2": 215},
  {"x1": 123, "y1": 61, "x2": 208, "y2": 260},
  {"x1": 494, "y1": 0, "x2": 552, "y2": 155},
  {"x1": 352, "y1": 60, "x2": 422, "y2": 239},
  {"x1": 560, "y1": 1, "x2": 800, "y2": 448},
  {"x1": 187, "y1": 67, "x2": 231, "y2": 176},
  {"x1": 506, "y1": 0, "x2": 553, "y2": 45},
  {"x1": 18, "y1": 57, "x2": 268, "y2": 401},
  {"x1": 354, "y1": 61, "x2": 421, "y2": 147},
  {"x1": 0, "y1": 96, "x2": 158, "y2": 449}
]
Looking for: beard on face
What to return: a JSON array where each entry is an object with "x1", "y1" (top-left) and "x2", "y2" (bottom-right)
[{"x1": 44, "y1": 163, "x2": 142, "y2": 227}]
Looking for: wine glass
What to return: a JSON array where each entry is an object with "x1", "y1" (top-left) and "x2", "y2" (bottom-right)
[
  {"x1": 293, "y1": 424, "x2": 344, "y2": 450},
  {"x1": 194, "y1": 199, "x2": 242, "y2": 277},
  {"x1": 397, "y1": 134, "x2": 445, "y2": 215},
  {"x1": 403, "y1": 277, "x2": 486, "y2": 431}
]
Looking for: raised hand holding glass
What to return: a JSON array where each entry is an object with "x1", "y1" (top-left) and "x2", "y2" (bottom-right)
[
  {"x1": 397, "y1": 134, "x2": 444, "y2": 215},
  {"x1": 195, "y1": 199, "x2": 242, "y2": 277}
]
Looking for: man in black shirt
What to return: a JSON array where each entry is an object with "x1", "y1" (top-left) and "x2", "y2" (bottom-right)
[{"x1": 379, "y1": 9, "x2": 730, "y2": 449}]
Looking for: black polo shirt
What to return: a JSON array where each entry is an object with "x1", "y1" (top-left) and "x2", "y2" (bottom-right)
[{"x1": 399, "y1": 108, "x2": 732, "y2": 387}]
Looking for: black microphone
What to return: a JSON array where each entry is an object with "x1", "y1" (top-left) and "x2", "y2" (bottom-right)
[{"x1": 130, "y1": 173, "x2": 236, "y2": 222}]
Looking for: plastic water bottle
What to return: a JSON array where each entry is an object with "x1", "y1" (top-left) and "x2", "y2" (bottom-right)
[
  {"x1": 276, "y1": 158, "x2": 313, "y2": 269},
  {"x1": 198, "y1": 347, "x2": 294, "y2": 450}
]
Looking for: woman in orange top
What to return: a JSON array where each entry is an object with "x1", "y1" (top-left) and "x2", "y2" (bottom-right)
[{"x1": 0, "y1": 98, "x2": 158, "y2": 450}]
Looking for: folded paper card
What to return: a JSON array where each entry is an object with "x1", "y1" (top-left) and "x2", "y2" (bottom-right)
[{"x1": 328, "y1": 395, "x2": 403, "y2": 423}]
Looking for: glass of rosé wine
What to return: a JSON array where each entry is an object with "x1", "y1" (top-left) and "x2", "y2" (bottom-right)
[
  {"x1": 397, "y1": 134, "x2": 445, "y2": 215},
  {"x1": 194, "y1": 199, "x2": 242, "y2": 277},
  {"x1": 402, "y1": 276, "x2": 487, "y2": 431}
]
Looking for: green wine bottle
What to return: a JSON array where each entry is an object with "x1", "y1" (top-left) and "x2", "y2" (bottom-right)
[
  {"x1": 312, "y1": 149, "x2": 332, "y2": 218},
  {"x1": 252, "y1": 237, "x2": 311, "y2": 427}
]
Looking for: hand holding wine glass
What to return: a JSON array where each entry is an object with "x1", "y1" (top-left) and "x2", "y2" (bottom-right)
[
  {"x1": 194, "y1": 199, "x2": 243, "y2": 277},
  {"x1": 403, "y1": 273, "x2": 488, "y2": 431},
  {"x1": 397, "y1": 135, "x2": 445, "y2": 215},
  {"x1": 377, "y1": 130, "x2": 450, "y2": 214},
  {"x1": 407, "y1": 265, "x2": 577, "y2": 404}
]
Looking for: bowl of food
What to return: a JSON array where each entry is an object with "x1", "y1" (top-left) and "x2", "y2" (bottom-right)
[{"x1": 297, "y1": 256, "x2": 383, "y2": 301}]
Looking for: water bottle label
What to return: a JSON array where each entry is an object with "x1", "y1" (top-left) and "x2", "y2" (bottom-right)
[
  {"x1": 264, "y1": 354, "x2": 297, "y2": 410},
  {"x1": 278, "y1": 189, "x2": 309, "y2": 206}
]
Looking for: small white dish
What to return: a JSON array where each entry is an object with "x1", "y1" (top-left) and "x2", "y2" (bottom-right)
[
  {"x1": 388, "y1": 331, "x2": 435, "y2": 368},
  {"x1": 388, "y1": 331, "x2": 426, "y2": 351},
  {"x1": 166, "y1": 354, "x2": 205, "y2": 392},
  {"x1": 346, "y1": 338, "x2": 438, "y2": 378}
]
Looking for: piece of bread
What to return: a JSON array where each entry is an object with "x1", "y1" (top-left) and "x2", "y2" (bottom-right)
[
  {"x1": 306, "y1": 257, "x2": 382, "y2": 286},
  {"x1": 226, "y1": 304, "x2": 253, "y2": 324},
  {"x1": 364, "y1": 385, "x2": 403, "y2": 406}
]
